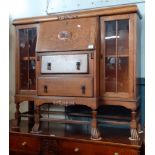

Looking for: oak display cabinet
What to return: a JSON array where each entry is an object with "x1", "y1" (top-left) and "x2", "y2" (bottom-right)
[{"x1": 11, "y1": 5, "x2": 142, "y2": 142}]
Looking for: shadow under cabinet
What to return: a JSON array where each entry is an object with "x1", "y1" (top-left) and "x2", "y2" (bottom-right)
[{"x1": 10, "y1": 120, "x2": 144, "y2": 155}]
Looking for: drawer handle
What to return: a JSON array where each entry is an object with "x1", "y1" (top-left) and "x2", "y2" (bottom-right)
[
  {"x1": 74, "y1": 147, "x2": 80, "y2": 153},
  {"x1": 114, "y1": 152, "x2": 119, "y2": 155},
  {"x1": 58, "y1": 31, "x2": 72, "y2": 40},
  {"x1": 76, "y1": 62, "x2": 81, "y2": 70},
  {"x1": 37, "y1": 55, "x2": 40, "y2": 61},
  {"x1": 47, "y1": 62, "x2": 52, "y2": 70},
  {"x1": 81, "y1": 85, "x2": 86, "y2": 94},
  {"x1": 21, "y1": 141, "x2": 27, "y2": 147},
  {"x1": 44, "y1": 85, "x2": 48, "y2": 93}
]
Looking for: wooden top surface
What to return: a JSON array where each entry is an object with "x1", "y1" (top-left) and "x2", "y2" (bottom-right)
[
  {"x1": 10, "y1": 120, "x2": 143, "y2": 149},
  {"x1": 13, "y1": 4, "x2": 141, "y2": 25}
]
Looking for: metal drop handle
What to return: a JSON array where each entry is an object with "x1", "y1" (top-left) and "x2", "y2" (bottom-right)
[
  {"x1": 76, "y1": 62, "x2": 81, "y2": 70},
  {"x1": 81, "y1": 85, "x2": 86, "y2": 94},
  {"x1": 44, "y1": 85, "x2": 48, "y2": 93}
]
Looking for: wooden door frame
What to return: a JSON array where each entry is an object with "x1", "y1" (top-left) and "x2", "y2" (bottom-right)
[{"x1": 100, "y1": 14, "x2": 135, "y2": 99}]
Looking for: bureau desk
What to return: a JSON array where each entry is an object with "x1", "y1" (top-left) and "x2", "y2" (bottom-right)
[
  {"x1": 10, "y1": 120, "x2": 144, "y2": 155},
  {"x1": 12, "y1": 4, "x2": 142, "y2": 141}
]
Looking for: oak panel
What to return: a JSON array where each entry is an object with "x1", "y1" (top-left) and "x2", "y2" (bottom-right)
[
  {"x1": 37, "y1": 76, "x2": 93, "y2": 97},
  {"x1": 36, "y1": 17, "x2": 97, "y2": 51}
]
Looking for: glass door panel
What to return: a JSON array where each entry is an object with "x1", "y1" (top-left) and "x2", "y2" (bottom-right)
[
  {"x1": 28, "y1": 28, "x2": 36, "y2": 57},
  {"x1": 117, "y1": 20, "x2": 129, "y2": 55},
  {"x1": 104, "y1": 19, "x2": 129, "y2": 94},
  {"x1": 29, "y1": 59, "x2": 36, "y2": 90},
  {"x1": 105, "y1": 21, "x2": 116, "y2": 56},
  {"x1": 105, "y1": 21, "x2": 117, "y2": 92},
  {"x1": 105, "y1": 57, "x2": 116, "y2": 92},
  {"x1": 117, "y1": 57, "x2": 129, "y2": 92},
  {"x1": 117, "y1": 19, "x2": 129, "y2": 92},
  {"x1": 19, "y1": 29, "x2": 29, "y2": 89},
  {"x1": 28, "y1": 28, "x2": 36, "y2": 90},
  {"x1": 18, "y1": 27, "x2": 37, "y2": 90}
]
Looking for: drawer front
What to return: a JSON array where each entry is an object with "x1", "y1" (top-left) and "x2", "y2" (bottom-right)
[
  {"x1": 41, "y1": 54, "x2": 88, "y2": 73},
  {"x1": 36, "y1": 17, "x2": 97, "y2": 51},
  {"x1": 91, "y1": 144, "x2": 140, "y2": 155},
  {"x1": 10, "y1": 134, "x2": 40, "y2": 153},
  {"x1": 60, "y1": 141, "x2": 91, "y2": 155},
  {"x1": 37, "y1": 77, "x2": 93, "y2": 97},
  {"x1": 9, "y1": 150, "x2": 38, "y2": 155}
]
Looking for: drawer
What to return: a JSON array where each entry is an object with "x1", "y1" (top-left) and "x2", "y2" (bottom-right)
[
  {"x1": 9, "y1": 150, "x2": 38, "y2": 155},
  {"x1": 91, "y1": 144, "x2": 139, "y2": 155},
  {"x1": 60, "y1": 141, "x2": 139, "y2": 155},
  {"x1": 36, "y1": 17, "x2": 98, "y2": 51},
  {"x1": 41, "y1": 54, "x2": 88, "y2": 74},
  {"x1": 10, "y1": 134, "x2": 40, "y2": 153},
  {"x1": 60, "y1": 141, "x2": 92, "y2": 155},
  {"x1": 37, "y1": 77, "x2": 93, "y2": 97}
]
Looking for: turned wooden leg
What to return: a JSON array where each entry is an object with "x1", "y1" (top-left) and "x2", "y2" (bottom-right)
[
  {"x1": 28, "y1": 101, "x2": 35, "y2": 131},
  {"x1": 90, "y1": 110, "x2": 102, "y2": 140},
  {"x1": 12, "y1": 102, "x2": 21, "y2": 130},
  {"x1": 129, "y1": 111, "x2": 140, "y2": 141},
  {"x1": 31, "y1": 105, "x2": 41, "y2": 133}
]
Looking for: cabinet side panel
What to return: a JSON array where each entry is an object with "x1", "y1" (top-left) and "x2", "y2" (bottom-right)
[{"x1": 136, "y1": 14, "x2": 141, "y2": 99}]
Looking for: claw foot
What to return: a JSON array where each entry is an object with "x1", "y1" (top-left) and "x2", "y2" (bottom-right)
[
  {"x1": 31, "y1": 123, "x2": 41, "y2": 133},
  {"x1": 90, "y1": 127, "x2": 102, "y2": 140},
  {"x1": 129, "y1": 129, "x2": 140, "y2": 141}
]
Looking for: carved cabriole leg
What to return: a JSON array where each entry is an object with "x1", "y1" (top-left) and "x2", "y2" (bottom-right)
[
  {"x1": 129, "y1": 111, "x2": 140, "y2": 141},
  {"x1": 138, "y1": 123, "x2": 143, "y2": 134},
  {"x1": 31, "y1": 105, "x2": 41, "y2": 133},
  {"x1": 90, "y1": 110, "x2": 102, "y2": 140},
  {"x1": 137, "y1": 110, "x2": 144, "y2": 134},
  {"x1": 12, "y1": 102, "x2": 21, "y2": 130}
]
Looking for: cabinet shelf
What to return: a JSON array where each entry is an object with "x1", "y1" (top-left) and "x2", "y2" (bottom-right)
[
  {"x1": 21, "y1": 56, "x2": 35, "y2": 61},
  {"x1": 105, "y1": 54, "x2": 129, "y2": 57}
]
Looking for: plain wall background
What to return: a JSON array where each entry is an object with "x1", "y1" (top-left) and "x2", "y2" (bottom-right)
[{"x1": 9, "y1": 0, "x2": 145, "y2": 119}]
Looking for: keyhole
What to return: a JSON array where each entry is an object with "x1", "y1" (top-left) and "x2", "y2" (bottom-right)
[
  {"x1": 47, "y1": 62, "x2": 51, "y2": 70},
  {"x1": 76, "y1": 62, "x2": 80, "y2": 70}
]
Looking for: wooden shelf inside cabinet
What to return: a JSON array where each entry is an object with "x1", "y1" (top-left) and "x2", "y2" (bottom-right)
[
  {"x1": 105, "y1": 54, "x2": 129, "y2": 57},
  {"x1": 21, "y1": 56, "x2": 36, "y2": 61}
]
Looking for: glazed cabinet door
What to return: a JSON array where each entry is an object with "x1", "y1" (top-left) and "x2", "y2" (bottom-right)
[
  {"x1": 100, "y1": 14, "x2": 135, "y2": 99},
  {"x1": 16, "y1": 25, "x2": 37, "y2": 94}
]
